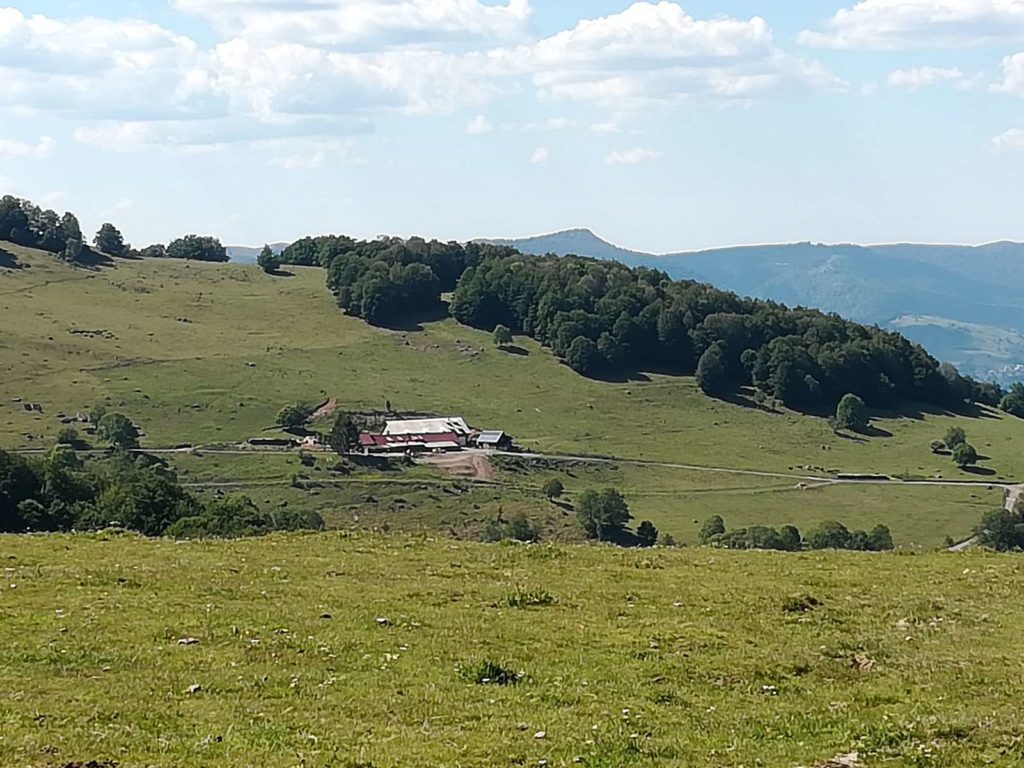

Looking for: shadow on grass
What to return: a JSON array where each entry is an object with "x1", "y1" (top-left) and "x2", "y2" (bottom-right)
[
  {"x1": 718, "y1": 390, "x2": 780, "y2": 415},
  {"x1": 268, "y1": 268, "x2": 295, "y2": 278},
  {"x1": 499, "y1": 345, "x2": 530, "y2": 357},
  {"x1": 963, "y1": 466, "x2": 998, "y2": 477},
  {"x1": 590, "y1": 369, "x2": 652, "y2": 384},
  {"x1": 0, "y1": 245, "x2": 23, "y2": 270},
  {"x1": 373, "y1": 303, "x2": 450, "y2": 332}
]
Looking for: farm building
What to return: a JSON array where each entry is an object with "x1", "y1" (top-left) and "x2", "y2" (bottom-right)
[
  {"x1": 383, "y1": 417, "x2": 471, "y2": 437},
  {"x1": 359, "y1": 432, "x2": 463, "y2": 455},
  {"x1": 471, "y1": 430, "x2": 513, "y2": 451}
]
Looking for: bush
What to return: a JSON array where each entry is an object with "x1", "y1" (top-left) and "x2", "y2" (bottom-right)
[
  {"x1": 944, "y1": 427, "x2": 967, "y2": 450},
  {"x1": 636, "y1": 520, "x2": 659, "y2": 548},
  {"x1": 484, "y1": 511, "x2": 539, "y2": 543},
  {"x1": 835, "y1": 393, "x2": 869, "y2": 432},
  {"x1": 930, "y1": 440, "x2": 946, "y2": 454},
  {"x1": 698, "y1": 515, "x2": 726, "y2": 544},
  {"x1": 542, "y1": 478, "x2": 564, "y2": 500},
  {"x1": 781, "y1": 594, "x2": 821, "y2": 614},
  {"x1": 459, "y1": 659, "x2": 522, "y2": 686},
  {"x1": 953, "y1": 442, "x2": 978, "y2": 469},
  {"x1": 277, "y1": 403, "x2": 314, "y2": 430},
  {"x1": 504, "y1": 585, "x2": 555, "y2": 609},
  {"x1": 660, "y1": 533, "x2": 678, "y2": 547}
]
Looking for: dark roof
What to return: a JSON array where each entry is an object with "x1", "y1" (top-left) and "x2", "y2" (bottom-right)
[{"x1": 476, "y1": 430, "x2": 508, "y2": 444}]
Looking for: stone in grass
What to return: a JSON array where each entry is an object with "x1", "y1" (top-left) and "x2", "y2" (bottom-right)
[{"x1": 177, "y1": 637, "x2": 200, "y2": 646}]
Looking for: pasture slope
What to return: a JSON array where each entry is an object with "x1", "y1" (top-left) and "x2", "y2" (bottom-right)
[
  {"x1": 1, "y1": 241, "x2": 1022, "y2": 546},
  {"x1": 3, "y1": 533, "x2": 1024, "y2": 767}
]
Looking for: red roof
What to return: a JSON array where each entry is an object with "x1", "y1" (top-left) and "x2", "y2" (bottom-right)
[{"x1": 359, "y1": 432, "x2": 460, "y2": 448}]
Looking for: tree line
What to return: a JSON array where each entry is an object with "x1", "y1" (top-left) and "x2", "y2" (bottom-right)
[
  {"x1": 1, "y1": 195, "x2": 227, "y2": 264},
  {"x1": 698, "y1": 515, "x2": 894, "y2": 552},
  {"x1": 280, "y1": 233, "x2": 1007, "y2": 413},
  {"x1": 0, "y1": 445, "x2": 322, "y2": 538}
]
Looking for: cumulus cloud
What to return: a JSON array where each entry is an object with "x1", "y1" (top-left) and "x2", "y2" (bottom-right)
[
  {"x1": 466, "y1": 114, "x2": 494, "y2": 134},
  {"x1": 529, "y1": 145, "x2": 549, "y2": 163},
  {"x1": 0, "y1": 135, "x2": 55, "y2": 159},
  {"x1": 605, "y1": 147, "x2": 659, "y2": 165},
  {"x1": 994, "y1": 52, "x2": 1024, "y2": 94},
  {"x1": 799, "y1": 0, "x2": 1024, "y2": 50},
  {"x1": 172, "y1": 0, "x2": 533, "y2": 47},
  {"x1": 512, "y1": 2, "x2": 843, "y2": 109},
  {"x1": 993, "y1": 127, "x2": 1024, "y2": 149},
  {"x1": 886, "y1": 66, "x2": 978, "y2": 90}
]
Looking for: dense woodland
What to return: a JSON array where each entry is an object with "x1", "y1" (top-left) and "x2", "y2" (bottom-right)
[{"x1": 276, "y1": 234, "x2": 1006, "y2": 413}]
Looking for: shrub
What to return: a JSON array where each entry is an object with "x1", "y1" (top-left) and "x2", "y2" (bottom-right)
[
  {"x1": 782, "y1": 594, "x2": 821, "y2": 614},
  {"x1": 953, "y1": 443, "x2": 978, "y2": 469},
  {"x1": 930, "y1": 440, "x2": 946, "y2": 454},
  {"x1": 944, "y1": 427, "x2": 967, "y2": 450},
  {"x1": 484, "y1": 511, "x2": 539, "y2": 543},
  {"x1": 660, "y1": 533, "x2": 678, "y2": 547},
  {"x1": 636, "y1": 520, "x2": 659, "y2": 548},
  {"x1": 835, "y1": 393, "x2": 869, "y2": 432},
  {"x1": 459, "y1": 659, "x2": 522, "y2": 686},
  {"x1": 504, "y1": 585, "x2": 555, "y2": 609},
  {"x1": 698, "y1": 515, "x2": 726, "y2": 544},
  {"x1": 277, "y1": 403, "x2": 313, "y2": 430},
  {"x1": 542, "y1": 478, "x2": 564, "y2": 500}
]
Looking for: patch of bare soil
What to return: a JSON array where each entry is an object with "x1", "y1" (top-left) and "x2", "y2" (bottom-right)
[
  {"x1": 422, "y1": 452, "x2": 496, "y2": 482},
  {"x1": 311, "y1": 397, "x2": 338, "y2": 421}
]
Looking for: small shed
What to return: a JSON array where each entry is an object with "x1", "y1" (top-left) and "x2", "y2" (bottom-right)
[{"x1": 474, "y1": 430, "x2": 512, "y2": 451}]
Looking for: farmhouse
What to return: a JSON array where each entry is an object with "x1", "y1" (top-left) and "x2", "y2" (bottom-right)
[
  {"x1": 359, "y1": 431, "x2": 463, "y2": 455},
  {"x1": 383, "y1": 417, "x2": 471, "y2": 437}
]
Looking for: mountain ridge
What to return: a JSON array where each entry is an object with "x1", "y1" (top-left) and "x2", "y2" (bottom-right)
[{"x1": 481, "y1": 229, "x2": 1024, "y2": 383}]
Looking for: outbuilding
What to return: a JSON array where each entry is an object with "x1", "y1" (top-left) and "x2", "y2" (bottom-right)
[{"x1": 473, "y1": 430, "x2": 513, "y2": 451}]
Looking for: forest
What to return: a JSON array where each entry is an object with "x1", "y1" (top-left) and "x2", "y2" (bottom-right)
[{"x1": 277, "y1": 234, "x2": 1004, "y2": 412}]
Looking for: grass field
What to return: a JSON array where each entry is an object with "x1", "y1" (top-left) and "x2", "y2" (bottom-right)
[
  {"x1": 1, "y1": 243, "x2": 1020, "y2": 546},
  {"x1": 3, "y1": 533, "x2": 1024, "y2": 767}
]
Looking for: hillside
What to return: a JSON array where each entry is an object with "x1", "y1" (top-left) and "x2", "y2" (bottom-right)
[
  {"x1": 483, "y1": 230, "x2": 1024, "y2": 383},
  {"x1": 1, "y1": 241, "x2": 1021, "y2": 547},
  {"x1": 3, "y1": 532, "x2": 1024, "y2": 767}
]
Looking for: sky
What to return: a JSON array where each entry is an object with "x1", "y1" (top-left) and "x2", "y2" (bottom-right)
[{"x1": 2, "y1": 1, "x2": 1024, "y2": 252}]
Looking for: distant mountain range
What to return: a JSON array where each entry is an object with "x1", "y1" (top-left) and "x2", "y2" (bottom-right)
[
  {"x1": 482, "y1": 229, "x2": 1024, "y2": 384},
  {"x1": 225, "y1": 243, "x2": 289, "y2": 264}
]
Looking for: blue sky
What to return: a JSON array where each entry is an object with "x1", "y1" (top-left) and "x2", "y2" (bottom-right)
[{"x1": 3, "y1": 1, "x2": 1024, "y2": 252}]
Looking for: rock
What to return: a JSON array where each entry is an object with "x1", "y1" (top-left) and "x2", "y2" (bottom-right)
[
  {"x1": 534, "y1": 731, "x2": 546, "y2": 740},
  {"x1": 320, "y1": 613, "x2": 332, "y2": 620},
  {"x1": 177, "y1": 637, "x2": 200, "y2": 646},
  {"x1": 375, "y1": 617, "x2": 392, "y2": 627},
  {"x1": 186, "y1": 684, "x2": 202, "y2": 695}
]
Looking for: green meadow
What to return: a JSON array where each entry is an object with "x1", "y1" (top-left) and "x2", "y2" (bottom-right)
[{"x1": 3, "y1": 533, "x2": 1024, "y2": 767}]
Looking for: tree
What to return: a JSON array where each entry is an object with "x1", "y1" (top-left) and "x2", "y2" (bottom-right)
[
  {"x1": 807, "y1": 521, "x2": 853, "y2": 550},
  {"x1": 1000, "y1": 383, "x2": 1024, "y2": 419},
  {"x1": 565, "y1": 336, "x2": 601, "y2": 376},
  {"x1": 492, "y1": 324, "x2": 513, "y2": 348},
  {"x1": 96, "y1": 413, "x2": 138, "y2": 450},
  {"x1": 542, "y1": 478, "x2": 564, "y2": 500},
  {"x1": 868, "y1": 524, "x2": 894, "y2": 551},
  {"x1": 577, "y1": 488, "x2": 632, "y2": 542},
  {"x1": 257, "y1": 244, "x2": 281, "y2": 274},
  {"x1": 953, "y1": 442, "x2": 978, "y2": 469},
  {"x1": 59, "y1": 212, "x2": 82, "y2": 247},
  {"x1": 327, "y1": 412, "x2": 360, "y2": 455},
  {"x1": 276, "y1": 404, "x2": 311, "y2": 430},
  {"x1": 696, "y1": 342, "x2": 730, "y2": 396},
  {"x1": 94, "y1": 223, "x2": 127, "y2": 256},
  {"x1": 779, "y1": 525, "x2": 803, "y2": 552},
  {"x1": 166, "y1": 235, "x2": 228, "y2": 263},
  {"x1": 944, "y1": 427, "x2": 967, "y2": 450},
  {"x1": 835, "y1": 393, "x2": 869, "y2": 432},
  {"x1": 138, "y1": 244, "x2": 166, "y2": 259},
  {"x1": 636, "y1": 520, "x2": 659, "y2": 548},
  {"x1": 698, "y1": 515, "x2": 726, "y2": 544},
  {"x1": 975, "y1": 508, "x2": 1023, "y2": 551}
]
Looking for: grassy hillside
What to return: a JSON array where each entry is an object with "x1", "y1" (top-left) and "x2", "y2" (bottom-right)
[
  {"x1": 2, "y1": 242, "x2": 1021, "y2": 546},
  {"x1": 3, "y1": 533, "x2": 1024, "y2": 767}
]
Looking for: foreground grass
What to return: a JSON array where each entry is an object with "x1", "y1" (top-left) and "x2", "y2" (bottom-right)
[{"x1": 3, "y1": 533, "x2": 1024, "y2": 767}]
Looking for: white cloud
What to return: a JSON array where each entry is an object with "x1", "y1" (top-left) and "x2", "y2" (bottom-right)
[
  {"x1": 466, "y1": 114, "x2": 494, "y2": 134},
  {"x1": 0, "y1": 136, "x2": 55, "y2": 159},
  {"x1": 590, "y1": 121, "x2": 621, "y2": 134},
  {"x1": 994, "y1": 52, "x2": 1024, "y2": 94},
  {"x1": 529, "y1": 145, "x2": 549, "y2": 164},
  {"x1": 886, "y1": 66, "x2": 978, "y2": 90},
  {"x1": 605, "y1": 147, "x2": 659, "y2": 165},
  {"x1": 262, "y1": 137, "x2": 363, "y2": 169},
  {"x1": 172, "y1": 0, "x2": 533, "y2": 47},
  {"x1": 515, "y1": 2, "x2": 842, "y2": 109},
  {"x1": 993, "y1": 127, "x2": 1024, "y2": 150},
  {"x1": 799, "y1": 0, "x2": 1024, "y2": 50}
]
